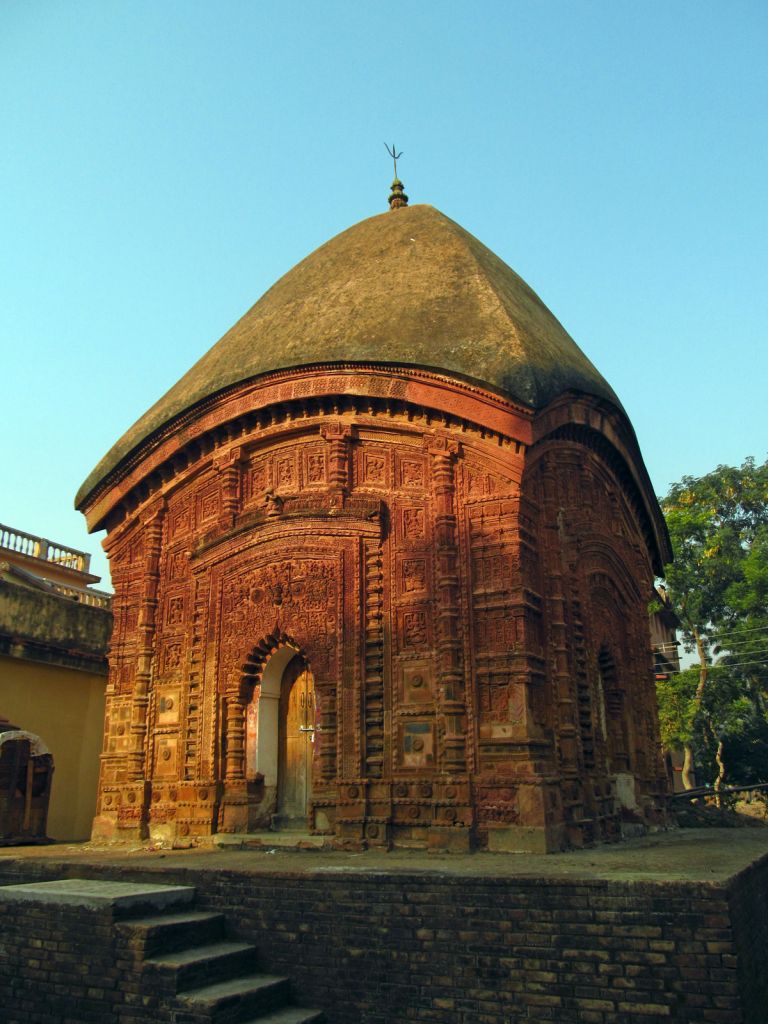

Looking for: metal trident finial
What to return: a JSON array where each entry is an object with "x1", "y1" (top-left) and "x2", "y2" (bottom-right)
[{"x1": 385, "y1": 142, "x2": 403, "y2": 180}]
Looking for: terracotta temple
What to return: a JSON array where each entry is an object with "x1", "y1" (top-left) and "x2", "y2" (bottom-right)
[{"x1": 77, "y1": 190, "x2": 671, "y2": 852}]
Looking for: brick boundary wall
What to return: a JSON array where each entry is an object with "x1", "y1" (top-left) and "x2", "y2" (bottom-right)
[
  {"x1": 726, "y1": 855, "x2": 768, "y2": 1019},
  {"x1": 0, "y1": 854, "x2": 766, "y2": 1024},
  {"x1": 0, "y1": 898, "x2": 123, "y2": 1024}
]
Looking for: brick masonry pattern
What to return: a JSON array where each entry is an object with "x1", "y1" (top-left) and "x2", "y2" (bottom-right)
[{"x1": 0, "y1": 853, "x2": 766, "y2": 1024}]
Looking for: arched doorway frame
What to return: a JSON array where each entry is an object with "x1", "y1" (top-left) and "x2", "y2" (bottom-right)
[{"x1": 238, "y1": 631, "x2": 318, "y2": 827}]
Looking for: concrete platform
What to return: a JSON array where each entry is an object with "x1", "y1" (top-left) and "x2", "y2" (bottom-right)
[
  {"x1": 1, "y1": 826, "x2": 767, "y2": 884},
  {"x1": 0, "y1": 877, "x2": 195, "y2": 910}
]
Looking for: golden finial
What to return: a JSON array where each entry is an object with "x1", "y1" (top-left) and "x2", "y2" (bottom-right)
[{"x1": 384, "y1": 142, "x2": 409, "y2": 209}]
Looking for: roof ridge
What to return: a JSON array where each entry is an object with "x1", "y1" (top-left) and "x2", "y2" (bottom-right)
[{"x1": 77, "y1": 204, "x2": 621, "y2": 509}]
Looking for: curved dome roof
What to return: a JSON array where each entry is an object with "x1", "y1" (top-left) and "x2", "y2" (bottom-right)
[{"x1": 78, "y1": 204, "x2": 621, "y2": 507}]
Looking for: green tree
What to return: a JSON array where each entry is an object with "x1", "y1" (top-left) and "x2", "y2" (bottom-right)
[{"x1": 659, "y1": 457, "x2": 768, "y2": 790}]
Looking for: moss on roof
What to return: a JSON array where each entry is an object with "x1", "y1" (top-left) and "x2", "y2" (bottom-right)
[{"x1": 77, "y1": 204, "x2": 620, "y2": 508}]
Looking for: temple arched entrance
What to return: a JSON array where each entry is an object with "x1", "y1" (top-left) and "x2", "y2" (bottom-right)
[
  {"x1": 277, "y1": 658, "x2": 315, "y2": 827},
  {"x1": 244, "y1": 642, "x2": 315, "y2": 830}
]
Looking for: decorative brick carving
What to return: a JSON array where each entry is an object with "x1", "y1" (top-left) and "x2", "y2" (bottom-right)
[
  {"x1": 162, "y1": 642, "x2": 182, "y2": 673},
  {"x1": 400, "y1": 661, "x2": 434, "y2": 705},
  {"x1": 363, "y1": 452, "x2": 386, "y2": 485},
  {"x1": 168, "y1": 504, "x2": 192, "y2": 540},
  {"x1": 400, "y1": 507, "x2": 425, "y2": 543},
  {"x1": 363, "y1": 539, "x2": 385, "y2": 778},
  {"x1": 166, "y1": 550, "x2": 187, "y2": 581},
  {"x1": 154, "y1": 736, "x2": 178, "y2": 778},
  {"x1": 400, "y1": 608, "x2": 429, "y2": 649},
  {"x1": 399, "y1": 719, "x2": 435, "y2": 769},
  {"x1": 248, "y1": 459, "x2": 268, "y2": 500},
  {"x1": 165, "y1": 596, "x2": 184, "y2": 627},
  {"x1": 90, "y1": 369, "x2": 668, "y2": 850},
  {"x1": 305, "y1": 450, "x2": 326, "y2": 484},
  {"x1": 275, "y1": 455, "x2": 295, "y2": 488},
  {"x1": 157, "y1": 690, "x2": 180, "y2": 726},
  {"x1": 198, "y1": 487, "x2": 220, "y2": 523},
  {"x1": 401, "y1": 557, "x2": 427, "y2": 594},
  {"x1": 399, "y1": 457, "x2": 425, "y2": 489}
]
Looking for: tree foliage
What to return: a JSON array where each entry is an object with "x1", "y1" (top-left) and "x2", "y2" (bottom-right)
[{"x1": 659, "y1": 457, "x2": 768, "y2": 788}]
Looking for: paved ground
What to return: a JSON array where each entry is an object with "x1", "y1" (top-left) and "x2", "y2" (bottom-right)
[{"x1": 2, "y1": 827, "x2": 768, "y2": 884}]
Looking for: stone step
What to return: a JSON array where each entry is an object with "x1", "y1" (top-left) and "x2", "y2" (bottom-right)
[
  {"x1": 146, "y1": 940, "x2": 257, "y2": 992},
  {"x1": 176, "y1": 972, "x2": 291, "y2": 1019},
  {"x1": 243, "y1": 1009, "x2": 325, "y2": 1024},
  {"x1": 0, "y1": 878, "x2": 195, "y2": 918},
  {"x1": 213, "y1": 831, "x2": 329, "y2": 851},
  {"x1": 117, "y1": 910, "x2": 226, "y2": 956}
]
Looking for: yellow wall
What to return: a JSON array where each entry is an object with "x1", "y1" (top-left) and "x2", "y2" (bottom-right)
[{"x1": 0, "y1": 656, "x2": 106, "y2": 840}]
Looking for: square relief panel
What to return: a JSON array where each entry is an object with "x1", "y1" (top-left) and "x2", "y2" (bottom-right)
[
  {"x1": 164, "y1": 593, "x2": 186, "y2": 629},
  {"x1": 247, "y1": 458, "x2": 268, "y2": 503},
  {"x1": 197, "y1": 485, "x2": 221, "y2": 524},
  {"x1": 473, "y1": 608, "x2": 518, "y2": 654},
  {"x1": 157, "y1": 689, "x2": 181, "y2": 727},
  {"x1": 167, "y1": 503, "x2": 193, "y2": 540},
  {"x1": 154, "y1": 736, "x2": 178, "y2": 778},
  {"x1": 107, "y1": 704, "x2": 132, "y2": 754},
  {"x1": 463, "y1": 465, "x2": 487, "y2": 498},
  {"x1": 400, "y1": 660, "x2": 434, "y2": 705},
  {"x1": 360, "y1": 448, "x2": 389, "y2": 487},
  {"x1": 162, "y1": 641, "x2": 184, "y2": 674},
  {"x1": 274, "y1": 451, "x2": 298, "y2": 491},
  {"x1": 397, "y1": 453, "x2": 426, "y2": 491},
  {"x1": 400, "y1": 555, "x2": 429, "y2": 597},
  {"x1": 398, "y1": 505, "x2": 426, "y2": 545},
  {"x1": 165, "y1": 550, "x2": 187, "y2": 582},
  {"x1": 303, "y1": 447, "x2": 326, "y2": 486},
  {"x1": 397, "y1": 606, "x2": 431, "y2": 651},
  {"x1": 398, "y1": 719, "x2": 435, "y2": 769}
]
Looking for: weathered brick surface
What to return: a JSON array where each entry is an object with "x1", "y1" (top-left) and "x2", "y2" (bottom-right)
[
  {"x1": 0, "y1": 900, "x2": 122, "y2": 1023},
  {"x1": 0, "y1": 854, "x2": 766, "y2": 1023},
  {"x1": 728, "y1": 856, "x2": 768, "y2": 1024}
]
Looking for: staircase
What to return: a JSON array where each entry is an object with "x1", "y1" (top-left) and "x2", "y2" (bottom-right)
[
  {"x1": 0, "y1": 878, "x2": 324, "y2": 1024},
  {"x1": 117, "y1": 902, "x2": 325, "y2": 1023}
]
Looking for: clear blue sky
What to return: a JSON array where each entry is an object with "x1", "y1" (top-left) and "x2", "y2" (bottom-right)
[{"x1": 2, "y1": 1, "x2": 766, "y2": 588}]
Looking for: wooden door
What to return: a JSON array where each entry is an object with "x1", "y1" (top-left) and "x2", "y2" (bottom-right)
[{"x1": 278, "y1": 664, "x2": 315, "y2": 822}]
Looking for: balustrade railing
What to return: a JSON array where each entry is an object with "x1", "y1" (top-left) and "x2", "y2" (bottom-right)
[
  {"x1": 0, "y1": 523, "x2": 91, "y2": 574},
  {"x1": 50, "y1": 583, "x2": 112, "y2": 609}
]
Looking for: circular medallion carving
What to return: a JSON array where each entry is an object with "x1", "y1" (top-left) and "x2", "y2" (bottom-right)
[
  {"x1": 179, "y1": 823, "x2": 190, "y2": 836},
  {"x1": 169, "y1": 789, "x2": 178, "y2": 801},
  {"x1": 199, "y1": 789, "x2": 208, "y2": 800},
  {"x1": 152, "y1": 791, "x2": 161, "y2": 803},
  {"x1": 104, "y1": 795, "x2": 113, "y2": 807},
  {"x1": 410, "y1": 674, "x2": 424, "y2": 689},
  {"x1": 366, "y1": 824, "x2": 379, "y2": 839},
  {"x1": 409, "y1": 805, "x2": 420, "y2": 819},
  {"x1": 412, "y1": 738, "x2": 424, "y2": 752},
  {"x1": 395, "y1": 782, "x2": 408, "y2": 798},
  {"x1": 165, "y1": 697, "x2": 174, "y2": 711},
  {"x1": 117, "y1": 724, "x2": 125, "y2": 736},
  {"x1": 444, "y1": 807, "x2": 457, "y2": 822},
  {"x1": 419, "y1": 783, "x2": 432, "y2": 798},
  {"x1": 127, "y1": 791, "x2": 136, "y2": 804},
  {"x1": 162, "y1": 748, "x2": 172, "y2": 761},
  {"x1": 347, "y1": 785, "x2": 359, "y2": 799}
]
